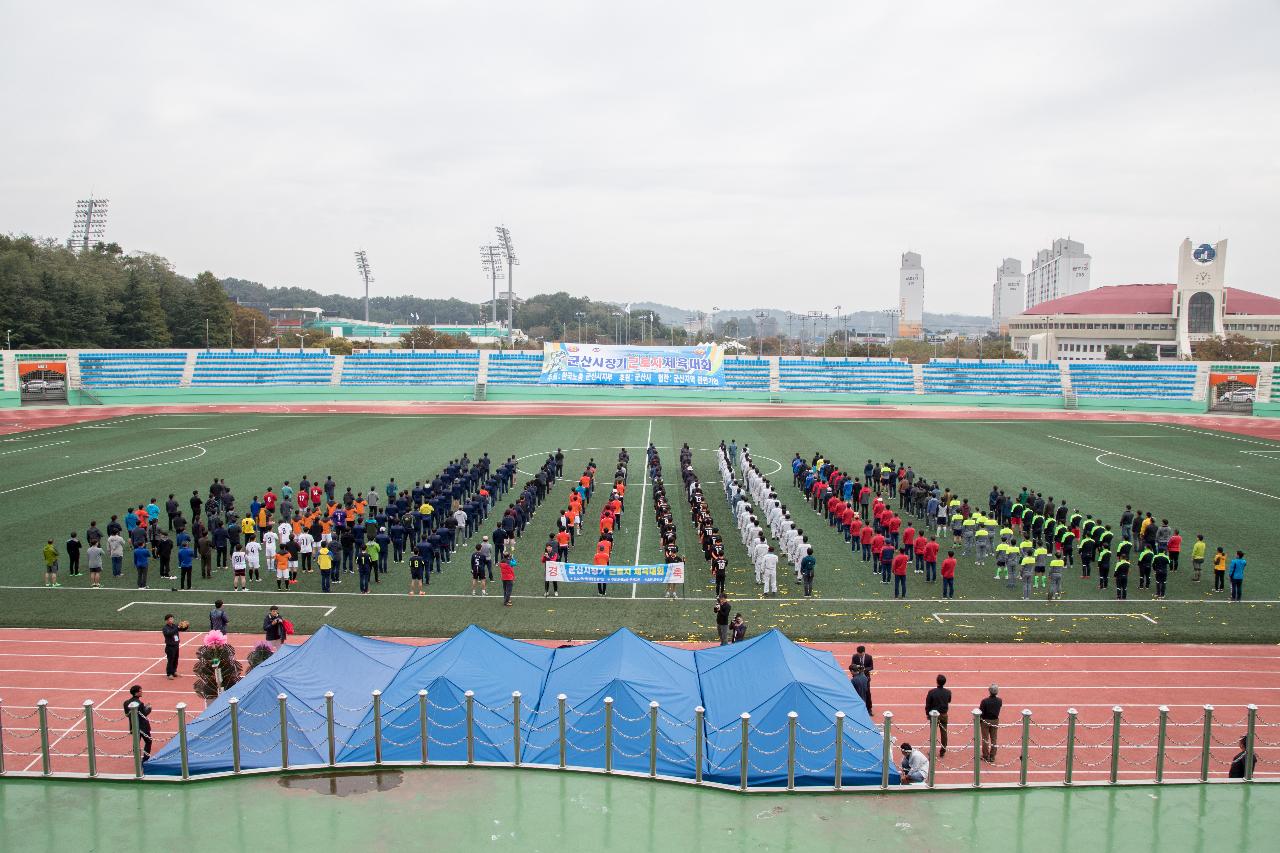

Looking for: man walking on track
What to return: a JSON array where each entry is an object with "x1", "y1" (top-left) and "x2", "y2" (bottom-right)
[
  {"x1": 979, "y1": 685, "x2": 1003, "y2": 763},
  {"x1": 162, "y1": 614, "x2": 189, "y2": 679},
  {"x1": 925, "y1": 674, "x2": 953, "y2": 758}
]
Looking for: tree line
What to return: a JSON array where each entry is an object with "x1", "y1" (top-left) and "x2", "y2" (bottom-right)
[{"x1": 0, "y1": 235, "x2": 266, "y2": 350}]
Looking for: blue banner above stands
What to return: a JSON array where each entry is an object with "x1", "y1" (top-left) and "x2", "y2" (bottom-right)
[
  {"x1": 538, "y1": 343, "x2": 726, "y2": 387},
  {"x1": 545, "y1": 560, "x2": 686, "y2": 584}
]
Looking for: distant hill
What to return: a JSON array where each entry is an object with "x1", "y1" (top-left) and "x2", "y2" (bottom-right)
[
  {"x1": 627, "y1": 301, "x2": 992, "y2": 338},
  {"x1": 221, "y1": 278, "x2": 480, "y2": 325}
]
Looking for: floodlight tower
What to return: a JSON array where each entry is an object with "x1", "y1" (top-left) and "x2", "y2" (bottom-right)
[
  {"x1": 354, "y1": 250, "x2": 374, "y2": 323},
  {"x1": 69, "y1": 197, "x2": 109, "y2": 252},
  {"x1": 480, "y1": 245, "x2": 505, "y2": 327},
  {"x1": 495, "y1": 225, "x2": 518, "y2": 346}
]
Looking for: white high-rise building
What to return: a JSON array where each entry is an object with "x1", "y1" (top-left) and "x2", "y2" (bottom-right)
[
  {"x1": 898, "y1": 251, "x2": 924, "y2": 338},
  {"x1": 992, "y1": 258, "x2": 1024, "y2": 331},
  {"x1": 1025, "y1": 238, "x2": 1090, "y2": 310}
]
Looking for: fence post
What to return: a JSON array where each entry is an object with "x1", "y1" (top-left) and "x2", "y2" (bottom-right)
[
  {"x1": 649, "y1": 701, "x2": 659, "y2": 778},
  {"x1": 1109, "y1": 706, "x2": 1122, "y2": 784},
  {"x1": 927, "y1": 710, "x2": 939, "y2": 788},
  {"x1": 278, "y1": 693, "x2": 289, "y2": 770},
  {"x1": 229, "y1": 697, "x2": 241, "y2": 774},
  {"x1": 177, "y1": 703, "x2": 190, "y2": 780},
  {"x1": 604, "y1": 697, "x2": 614, "y2": 774},
  {"x1": 1245, "y1": 704, "x2": 1258, "y2": 782},
  {"x1": 972, "y1": 708, "x2": 982, "y2": 788},
  {"x1": 465, "y1": 691, "x2": 475, "y2": 765},
  {"x1": 324, "y1": 692, "x2": 335, "y2": 766},
  {"x1": 419, "y1": 690, "x2": 429, "y2": 766},
  {"x1": 834, "y1": 711, "x2": 845, "y2": 791},
  {"x1": 372, "y1": 690, "x2": 383, "y2": 765},
  {"x1": 694, "y1": 706, "x2": 705, "y2": 785},
  {"x1": 128, "y1": 701, "x2": 143, "y2": 779},
  {"x1": 557, "y1": 694, "x2": 567, "y2": 769},
  {"x1": 1156, "y1": 706, "x2": 1168, "y2": 784},
  {"x1": 512, "y1": 691, "x2": 522, "y2": 768},
  {"x1": 1064, "y1": 708, "x2": 1077, "y2": 785},
  {"x1": 739, "y1": 712, "x2": 750, "y2": 792},
  {"x1": 1019, "y1": 709, "x2": 1031, "y2": 787},
  {"x1": 786, "y1": 711, "x2": 798, "y2": 791},
  {"x1": 37, "y1": 700, "x2": 51, "y2": 776},
  {"x1": 880, "y1": 710, "x2": 893, "y2": 789},
  {"x1": 0, "y1": 697, "x2": 6, "y2": 775},
  {"x1": 1199, "y1": 704, "x2": 1213, "y2": 782},
  {"x1": 83, "y1": 700, "x2": 97, "y2": 778}
]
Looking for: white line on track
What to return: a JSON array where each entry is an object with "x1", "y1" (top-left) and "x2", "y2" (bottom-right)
[
  {"x1": 0, "y1": 429, "x2": 259, "y2": 495},
  {"x1": 1049, "y1": 434, "x2": 1280, "y2": 500},
  {"x1": 0, "y1": 440, "x2": 70, "y2": 455},
  {"x1": 632, "y1": 419, "x2": 653, "y2": 599},
  {"x1": 115, "y1": 600, "x2": 337, "y2": 617}
]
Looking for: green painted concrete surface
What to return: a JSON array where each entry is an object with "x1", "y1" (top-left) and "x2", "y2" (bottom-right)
[{"x1": 1, "y1": 771, "x2": 1275, "y2": 853}]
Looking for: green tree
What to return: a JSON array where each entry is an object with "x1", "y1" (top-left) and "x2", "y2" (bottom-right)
[
  {"x1": 111, "y1": 271, "x2": 172, "y2": 347},
  {"x1": 193, "y1": 271, "x2": 232, "y2": 347},
  {"x1": 400, "y1": 326, "x2": 474, "y2": 349}
]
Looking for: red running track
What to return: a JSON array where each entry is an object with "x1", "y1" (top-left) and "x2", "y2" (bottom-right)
[
  {"x1": 1, "y1": 628, "x2": 1276, "y2": 782},
  {"x1": 4, "y1": 401, "x2": 1280, "y2": 441}
]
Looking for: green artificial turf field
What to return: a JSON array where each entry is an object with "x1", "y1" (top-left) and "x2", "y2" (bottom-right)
[{"x1": 1, "y1": 411, "x2": 1275, "y2": 643}]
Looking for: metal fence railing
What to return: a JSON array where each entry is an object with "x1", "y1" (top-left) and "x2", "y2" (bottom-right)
[{"x1": 0, "y1": 694, "x2": 1272, "y2": 790}]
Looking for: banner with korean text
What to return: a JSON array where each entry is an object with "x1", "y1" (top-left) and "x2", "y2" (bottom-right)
[
  {"x1": 544, "y1": 560, "x2": 685, "y2": 584},
  {"x1": 539, "y1": 343, "x2": 725, "y2": 387}
]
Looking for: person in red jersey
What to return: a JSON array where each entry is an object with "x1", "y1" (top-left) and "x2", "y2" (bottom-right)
[{"x1": 940, "y1": 551, "x2": 958, "y2": 599}]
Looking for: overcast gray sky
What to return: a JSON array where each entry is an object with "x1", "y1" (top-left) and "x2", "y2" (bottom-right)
[{"x1": 2, "y1": 0, "x2": 1277, "y2": 314}]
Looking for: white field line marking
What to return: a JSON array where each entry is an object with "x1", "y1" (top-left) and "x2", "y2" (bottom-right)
[
  {"x1": 932, "y1": 611, "x2": 1157, "y2": 624},
  {"x1": 1156, "y1": 422, "x2": 1280, "y2": 448},
  {"x1": 115, "y1": 600, "x2": 337, "y2": 617},
  {"x1": 633, "y1": 418, "x2": 653, "y2": 599},
  {"x1": 153, "y1": 427, "x2": 216, "y2": 430},
  {"x1": 1099, "y1": 435, "x2": 1168, "y2": 439},
  {"x1": 0, "y1": 415, "x2": 161, "y2": 441},
  {"x1": 21, "y1": 631, "x2": 201, "y2": 772},
  {"x1": 0, "y1": 429, "x2": 259, "y2": 496},
  {"x1": 0, "y1": 441, "x2": 70, "y2": 455},
  {"x1": 1, "y1": 584, "x2": 1277, "y2": 605},
  {"x1": 1049, "y1": 435, "x2": 1280, "y2": 500}
]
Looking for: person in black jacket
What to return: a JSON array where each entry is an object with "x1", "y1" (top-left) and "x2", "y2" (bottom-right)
[
  {"x1": 979, "y1": 685, "x2": 1003, "y2": 762},
  {"x1": 925, "y1": 674, "x2": 953, "y2": 757},
  {"x1": 263, "y1": 606, "x2": 286, "y2": 650},
  {"x1": 162, "y1": 614, "x2": 189, "y2": 678},
  {"x1": 65, "y1": 532, "x2": 82, "y2": 576},
  {"x1": 124, "y1": 685, "x2": 153, "y2": 760},
  {"x1": 850, "y1": 666, "x2": 872, "y2": 714},
  {"x1": 1229, "y1": 736, "x2": 1259, "y2": 779}
]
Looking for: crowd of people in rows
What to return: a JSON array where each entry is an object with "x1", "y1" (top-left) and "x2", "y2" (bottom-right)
[{"x1": 789, "y1": 453, "x2": 1248, "y2": 601}]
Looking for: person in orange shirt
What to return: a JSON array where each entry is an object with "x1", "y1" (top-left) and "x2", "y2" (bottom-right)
[
  {"x1": 555, "y1": 529, "x2": 571, "y2": 561},
  {"x1": 599, "y1": 512, "x2": 614, "y2": 536},
  {"x1": 256, "y1": 506, "x2": 269, "y2": 533},
  {"x1": 566, "y1": 508, "x2": 580, "y2": 544},
  {"x1": 592, "y1": 543, "x2": 610, "y2": 596},
  {"x1": 274, "y1": 551, "x2": 290, "y2": 591}
]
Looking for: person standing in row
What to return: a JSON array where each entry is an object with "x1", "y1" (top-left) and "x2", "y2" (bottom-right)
[
  {"x1": 714, "y1": 594, "x2": 731, "y2": 645},
  {"x1": 925, "y1": 674, "x2": 953, "y2": 758},
  {"x1": 979, "y1": 685, "x2": 1002, "y2": 763},
  {"x1": 209, "y1": 599, "x2": 230, "y2": 633},
  {"x1": 1228, "y1": 551, "x2": 1247, "y2": 602},
  {"x1": 500, "y1": 556, "x2": 516, "y2": 606},
  {"x1": 162, "y1": 614, "x2": 190, "y2": 680},
  {"x1": 65, "y1": 533, "x2": 82, "y2": 577},
  {"x1": 42, "y1": 540, "x2": 61, "y2": 588}
]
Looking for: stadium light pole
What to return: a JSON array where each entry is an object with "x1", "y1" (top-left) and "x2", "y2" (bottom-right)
[
  {"x1": 480, "y1": 245, "x2": 505, "y2": 330},
  {"x1": 806, "y1": 310, "x2": 823, "y2": 355},
  {"x1": 354, "y1": 251, "x2": 374, "y2": 324},
  {"x1": 575, "y1": 312, "x2": 585, "y2": 343},
  {"x1": 754, "y1": 311, "x2": 768, "y2": 356},
  {"x1": 496, "y1": 226, "x2": 518, "y2": 350},
  {"x1": 69, "y1": 197, "x2": 109, "y2": 252}
]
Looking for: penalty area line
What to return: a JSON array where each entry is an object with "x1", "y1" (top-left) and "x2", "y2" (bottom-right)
[
  {"x1": 932, "y1": 611, "x2": 1157, "y2": 624},
  {"x1": 116, "y1": 600, "x2": 338, "y2": 617}
]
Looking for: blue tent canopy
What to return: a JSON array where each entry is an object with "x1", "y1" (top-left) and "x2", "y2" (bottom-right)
[
  {"x1": 147, "y1": 624, "x2": 894, "y2": 787},
  {"x1": 695, "y1": 630, "x2": 894, "y2": 786},
  {"x1": 523, "y1": 627, "x2": 700, "y2": 775}
]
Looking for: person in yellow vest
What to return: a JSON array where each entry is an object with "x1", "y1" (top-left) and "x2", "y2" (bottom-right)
[
  {"x1": 317, "y1": 544, "x2": 333, "y2": 592},
  {"x1": 1190, "y1": 534, "x2": 1207, "y2": 583}
]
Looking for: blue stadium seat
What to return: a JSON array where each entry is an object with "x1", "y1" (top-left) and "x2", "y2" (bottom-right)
[
  {"x1": 921, "y1": 360, "x2": 1063, "y2": 395},
  {"x1": 777, "y1": 358, "x2": 913, "y2": 394},
  {"x1": 487, "y1": 352, "x2": 544, "y2": 386},
  {"x1": 78, "y1": 352, "x2": 188, "y2": 388},
  {"x1": 192, "y1": 350, "x2": 336, "y2": 386},
  {"x1": 1068, "y1": 363, "x2": 1197, "y2": 399},
  {"x1": 340, "y1": 351, "x2": 479, "y2": 386},
  {"x1": 723, "y1": 357, "x2": 771, "y2": 391}
]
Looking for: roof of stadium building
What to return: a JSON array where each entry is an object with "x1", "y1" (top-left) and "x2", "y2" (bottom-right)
[{"x1": 1021, "y1": 283, "x2": 1280, "y2": 316}]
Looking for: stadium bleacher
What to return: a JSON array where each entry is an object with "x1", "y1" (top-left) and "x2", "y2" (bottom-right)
[
  {"x1": 722, "y1": 357, "x2": 771, "y2": 391},
  {"x1": 78, "y1": 351, "x2": 187, "y2": 388},
  {"x1": 191, "y1": 350, "x2": 335, "y2": 386},
  {"x1": 1068, "y1": 362, "x2": 1198, "y2": 399},
  {"x1": 922, "y1": 360, "x2": 1063, "y2": 395},
  {"x1": 486, "y1": 352, "x2": 543, "y2": 385},
  {"x1": 341, "y1": 350, "x2": 479, "y2": 386},
  {"x1": 777, "y1": 358, "x2": 914, "y2": 394}
]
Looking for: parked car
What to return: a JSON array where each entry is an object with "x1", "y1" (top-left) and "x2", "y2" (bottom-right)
[
  {"x1": 21, "y1": 379, "x2": 47, "y2": 393},
  {"x1": 1222, "y1": 387, "x2": 1256, "y2": 403}
]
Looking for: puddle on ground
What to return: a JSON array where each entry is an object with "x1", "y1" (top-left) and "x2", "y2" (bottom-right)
[{"x1": 278, "y1": 769, "x2": 404, "y2": 796}]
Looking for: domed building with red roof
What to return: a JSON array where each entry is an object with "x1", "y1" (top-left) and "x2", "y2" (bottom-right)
[{"x1": 1009, "y1": 239, "x2": 1280, "y2": 361}]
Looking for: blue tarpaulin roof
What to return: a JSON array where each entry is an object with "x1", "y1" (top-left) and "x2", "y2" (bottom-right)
[{"x1": 148, "y1": 625, "x2": 893, "y2": 786}]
